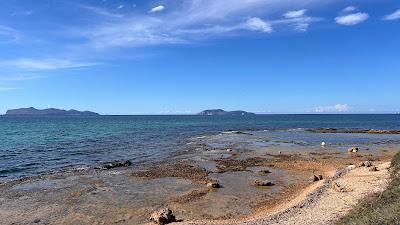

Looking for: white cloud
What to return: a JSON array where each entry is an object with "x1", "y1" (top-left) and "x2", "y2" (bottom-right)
[
  {"x1": 283, "y1": 9, "x2": 307, "y2": 19},
  {"x1": 244, "y1": 17, "x2": 272, "y2": 33},
  {"x1": 69, "y1": 0, "x2": 325, "y2": 49},
  {"x1": 149, "y1": 5, "x2": 165, "y2": 13},
  {"x1": 1, "y1": 74, "x2": 43, "y2": 81},
  {"x1": 314, "y1": 104, "x2": 350, "y2": 113},
  {"x1": 383, "y1": 9, "x2": 400, "y2": 21},
  {"x1": 79, "y1": 5, "x2": 123, "y2": 18},
  {"x1": 343, "y1": 6, "x2": 357, "y2": 13},
  {"x1": 0, "y1": 87, "x2": 21, "y2": 91},
  {"x1": 335, "y1": 12, "x2": 369, "y2": 26},
  {"x1": 0, "y1": 58, "x2": 97, "y2": 70},
  {"x1": 0, "y1": 25, "x2": 20, "y2": 44}
]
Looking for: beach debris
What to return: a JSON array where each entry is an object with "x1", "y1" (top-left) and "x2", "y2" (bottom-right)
[
  {"x1": 150, "y1": 208, "x2": 177, "y2": 225},
  {"x1": 310, "y1": 174, "x2": 323, "y2": 182},
  {"x1": 258, "y1": 169, "x2": 271, "y2": 175},
  {"x1": 96, "y1": 160, "x2": 132, "y2": 170},
  {"x1": 207, "y1": 181, "x2": 221, "y2": 188},
  {"x1": 347, "y1": 147, "x2": 359, "y2": 153},
  {"x1": 254, "y1": 179, "x2": 274, "y2": 186},
  {"x1": 347, "y1": 165, "x2": 356, "y2": 169},
  {"x1": 369, "y1": 166, "x2": 378, "y2": 172},
  {"x1": 332, "y1": 182, "x2": 345, "y2": 192},
  {"x1": 321, "y1": 142, "x2": 326, "y2": 147}
]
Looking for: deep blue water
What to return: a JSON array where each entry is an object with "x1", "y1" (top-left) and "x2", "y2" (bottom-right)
[{"x1": 1, "y1": 114, "x2": 400, "y2": 180}]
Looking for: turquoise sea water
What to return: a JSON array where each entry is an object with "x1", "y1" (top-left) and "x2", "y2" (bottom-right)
[{"x1": 1, "y1": 114, "x2": 400, "y2": 180}]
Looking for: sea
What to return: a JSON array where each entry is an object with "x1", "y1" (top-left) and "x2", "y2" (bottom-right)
[{"x1": 1, "y1": 114, "x2": 400, "y2": 180}]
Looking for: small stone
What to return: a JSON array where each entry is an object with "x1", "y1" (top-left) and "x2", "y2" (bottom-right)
[
  {"x1": 369, "y1": 166, "x2": 378, "y2": 172},
  {"x1": 364, "y1": 161, "x2": 373, "y2": 167},
  {"x1": 348, "y1": 165, "x2": 356, "y2": 169},
  {"x1": 226, "y1": 148, "x2": 233, "y2": 152},
  {"x1": 347, "y1": 147, "x2": 359, "y2": 153},
  {"x1": 258, "y1": 169, "x2": 271, "y2": 175},
  {"x1": 33, "y1": 219, "x2": 41, "y2": 223},
  {"x1": 357, "y1": 161, "x2": 365, "y2": 167},
  {"x1": 332, "y1": 182, "x2": 344, "y2": 192},
  {"x1": 254, "y1": 179, "x2": 274, "y2": 186},
  {"x1": 310, "y1": 174, "x2": 323, "y2": 182},
  {"x1": 150, "y1": 208, "x2": 177, "y2": 225},
  {"x1": 207, "y1": 182, "x2": 221, "y2": 188},
  {"x1": 317, "y1": 174, "x2": 323, "y2": 180}
]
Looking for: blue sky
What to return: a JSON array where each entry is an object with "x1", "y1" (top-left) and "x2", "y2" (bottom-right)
[{"x1": 0, "y1": 0, "x2": 399, "y2": 114}]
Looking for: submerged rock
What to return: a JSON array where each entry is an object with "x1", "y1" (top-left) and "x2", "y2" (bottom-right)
[
  {"x1": 96, "y1": 160, "x2": 132, "y2": 170},
  {"x1": 347, "y1": 147, "x2": 359, "y2": 153},
  {"x1": 254, "y1": 179, "x2": 274, "y2": 186},
  {"x1": 150, "y1": 208, "x2": 177, "y2": 225},
  {"x1": 207, "y1": 182, "x2": 221, "y2": 188}
]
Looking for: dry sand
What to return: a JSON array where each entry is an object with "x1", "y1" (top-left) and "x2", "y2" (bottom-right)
[{"x1": 174, "y1": 161, "x2": 391, "y2": 225}]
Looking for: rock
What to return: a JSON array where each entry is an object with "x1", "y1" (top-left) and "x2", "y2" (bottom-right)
[
  {"x1": 347, "y1": 147, "x2": 359, "y2": 153},
  {"x1": 258, "y1": 169, "x2": 271, "y2": 175},
  {"x1": 310, "y1": 174, "x2": 323, "y2": 182},
  {"x1": 254, "y1": 179, "x2": 274, "y2": 186},
  {"x1": 369, "y1": 166, "x2": 378, "y2": 172},
  {"x1": 33, "y1": 219, "x2": 41, "y2": 223},
  {"x1": 207, "y1": 182, "x2": 221, "y2": 188},
  {"x1": 364, "y1": 161, "x2": 373, "y2": 167},
  {"x1": 357, "y1": 161, "x2": 365, "y2": 167},
  {"x1": 332, "y1": 182, "x2": 344, "y2": 192},
  {"x1": 150, "y1": 208, "x2": 177, "y2": 225},
  {"x1": 226, "y1": 148, "x2": 233, "y2": 152},
  {"x1": 278, "y1": 151, "x2": 282, "y2": 155},
  {"x1": 96, "y1": 160, "x2": 132, "y2": 170},
  {"x1": 321, "y1": 142, "x2": 326, "y2": 147},
  {"x1": 348, "y1": 165, "x2": 356, "y2": 169}
]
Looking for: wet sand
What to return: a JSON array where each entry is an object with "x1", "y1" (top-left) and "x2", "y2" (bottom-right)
[{"x1": 0, "y1": 131, "x2": 399, "y2": 225}]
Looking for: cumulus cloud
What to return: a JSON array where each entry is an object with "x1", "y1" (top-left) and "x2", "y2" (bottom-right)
[
  {"x1": 335, "y1": 12, "x2": 369, "y2": 26},
  {"x1": 149, "y1": 5, "x2": 165, "y2": 13},
  {"x1": 0, "y1": 58, "x2": 97, "y2": 70},
  {"x1": 314, "y1": 104, "x2": 350, "y2": 113},
  {"x1": 343, "y1": 6, "x2": 357, "y2": 13},
  {"x1": 383, "y1": 9, "x2": 400, "y2": 21},
  {"x1": 244, "y1": 17, "x2": 272, "y2": 33},
  {"x1": 283, "y1": 9, "x2": 307, "y2": 19}
]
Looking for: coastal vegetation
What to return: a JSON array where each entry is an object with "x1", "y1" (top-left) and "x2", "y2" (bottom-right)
[{"x1": 336, "y1": 151, "x2": 400, "y2": 225}]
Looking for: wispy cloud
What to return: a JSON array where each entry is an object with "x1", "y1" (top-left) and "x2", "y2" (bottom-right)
[
  {"x1": 1, "y1": 74, "x2": 43, "y2": 81},
  {"x1": 0, "y1": 58, "x2": 98, "y2": 70},
  {"x1": 0, "y1": 87, "x2": 22, "y2": 91},
  {"x1": 70, "y1": 0, "x2": 324, "y2": 49},
  {"x1": 383, "y1": 9, "x2": 400, "y2": 21},
  {"x1": 335, "y1": 7, "x2": 369, "y2": 26},
  {"x1": 149, "y1": 5, "x2": 165, "y2": 13},
  {"x1": 0, "y1": 25, "x2": 21, "y2": 44},
  {"x1": 314, "y1": 104, "x2": 350, "y2": 113},
  {"x1": 79, "y1": 5, "x2": 123, "y2": 18}
]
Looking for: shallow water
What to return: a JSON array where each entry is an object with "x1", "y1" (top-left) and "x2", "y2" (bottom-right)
[{"x1": 1, "y1": 114, "x2": 400, "y2": 180}]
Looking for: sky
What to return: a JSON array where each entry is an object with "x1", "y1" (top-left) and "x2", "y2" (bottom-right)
[{"x1": 0, "y1": 0, "x2": 399, "y2": 115}]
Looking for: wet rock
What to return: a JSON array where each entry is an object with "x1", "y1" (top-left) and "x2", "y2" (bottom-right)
[
  {"x1": 96, "y1": 160, "x2": 132, "y2": 170},
  {"x1": 258, "y1": 169, "x2": 271, "y2": 175},
  {"x1": 254, "y1": 179, "x2": 274, "y2": 186},
  {"x1": 150, "y1": 208, "x2": 177, "y2": 225},
  {"x1": 369, "y1": 166, "x2": 378, "y2": 172},
  {"x1": 347, "y1": 147, "x2": 359, "y2": 153},
  {"x1": 207, "y1": 182, "x2": 221, "y2": 188},
  {"x1": 332, "y1": 182, "x2": 344, "y2": 192}
]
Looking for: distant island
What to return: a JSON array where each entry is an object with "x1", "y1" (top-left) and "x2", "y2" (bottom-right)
[
  {"x1": 5, "y1": 107, "x2": 100, "y2": 116},
  {"x1": 197, "y1": 109, "x2": 255, "y2": 116}
]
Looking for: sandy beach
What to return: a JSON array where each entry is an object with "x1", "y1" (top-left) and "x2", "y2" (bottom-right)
[{"x1": 0, "y1": 129, "x2": 398, "y2": 225}]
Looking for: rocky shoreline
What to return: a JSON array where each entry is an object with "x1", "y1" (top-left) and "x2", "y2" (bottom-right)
[{"x1": 306, "y1": 128, "x2": 400, "y2": 134}]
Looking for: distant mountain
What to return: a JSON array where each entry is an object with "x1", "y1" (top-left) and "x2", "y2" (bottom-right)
[
  {"x1": 197, "y1": 109, "x2": 255, "y2": 116},
  {"x1": 5, "y1": 107, "x2": 100, "y2": 116}
]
